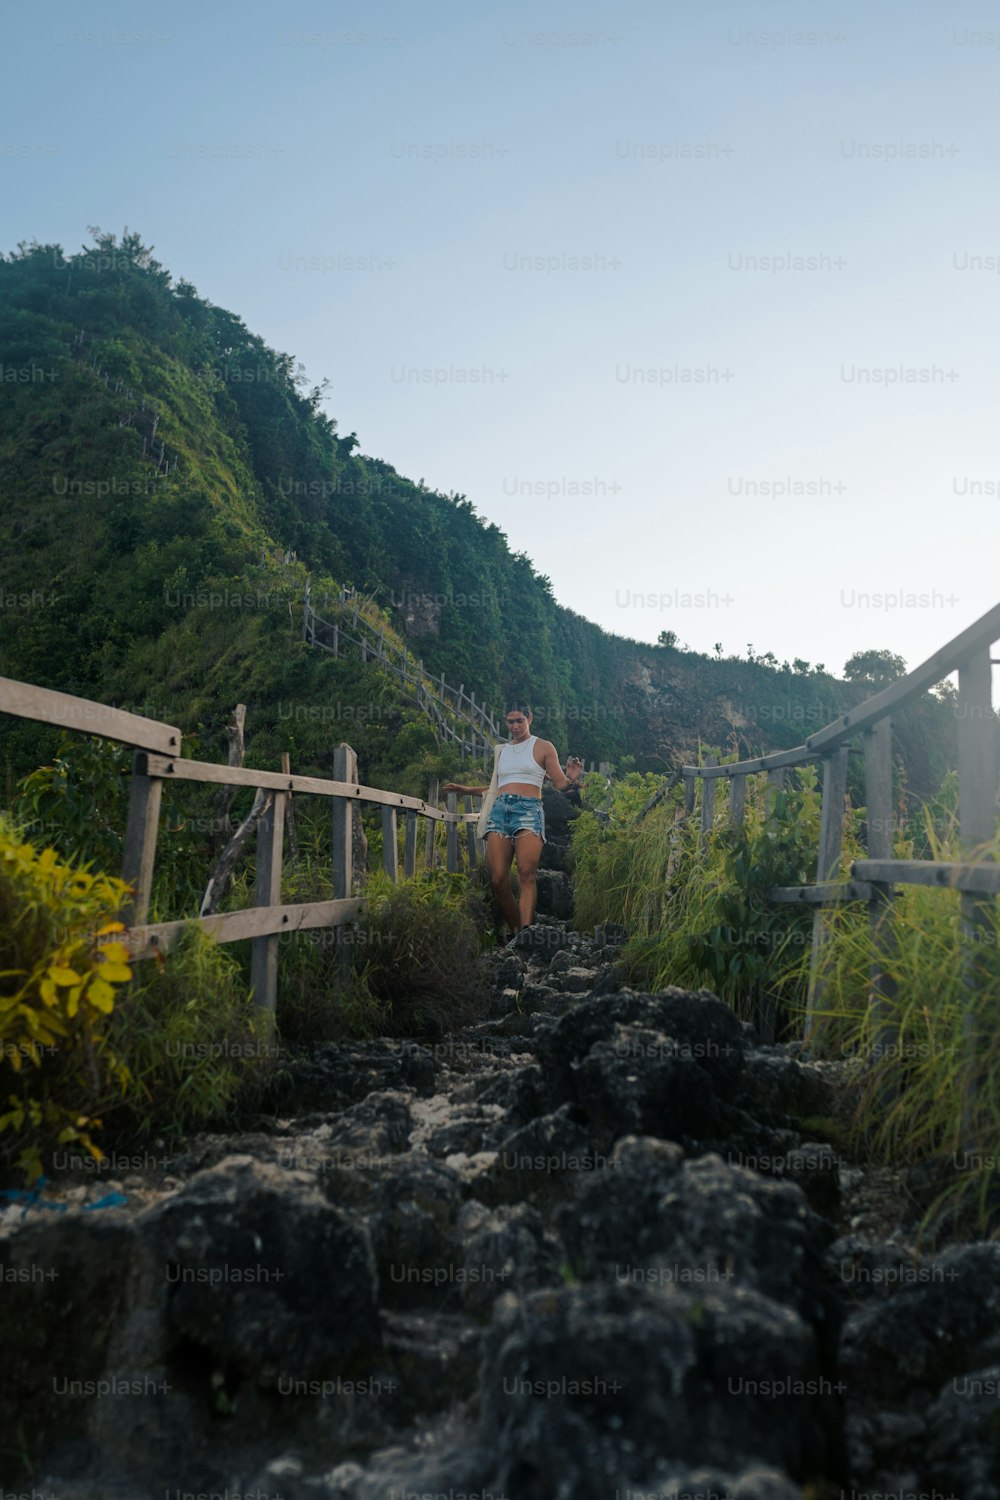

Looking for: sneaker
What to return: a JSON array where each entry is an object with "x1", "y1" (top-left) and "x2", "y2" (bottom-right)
[{"x1": 506, "y1": 925, "x2": 534, "y2": 951}]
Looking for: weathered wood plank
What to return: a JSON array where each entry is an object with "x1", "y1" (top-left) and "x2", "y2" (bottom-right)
[
  {"x1": 200, "y1": 787, "x2": 270, "y2": 916},
  {"x1": 125, "y1": 898, "x2": 366, "y2": 957},
  {"x1": 728, "y1": 774, "x2": 747, "y2": 827},
  {"x1": 699, "y1": 757, "x2": 718, "y2": 843},
  {"x1": 121, "y1": 756, "x2": 163, "y2": 926},
  {"x1": 382, "y1": 805, "x2": 399, "y2": 882},
  {"x1": 250, "y1": 790, "x2": 286, "y2": 1013},
  {"x1": 446, "y1": 791, "x2": 459, "y2": 872},
  {"x1": 140, "y1": 752, "x2": 472, "y2": 819},
  {"x1": 806, "y1": 599, "x2": 1000, "y2": 754},
  {"x1": 817, "y1": 747, "x2": 850, "y2": 882},
  {"x1": 682, "y1": 746, "x2": 816, "y2": 778},
  {"x1": 770, "y1": 881, "x2": 873, "y2": 904},
  {"x1": 957, "y1": 647, "x2": 997, "y2": 853},
  {"x1": 332, "y1": 745, "x2": 357, "y2": 903},
  {"x1": 851, "y1": 859, "x2": 1000, "y2": 893},
  {"x1": 863, "y1": 719, "x2": 898, "y2": 1088},
  {"x1": 0, "y1": 676, "x2": 181, "y2": 753},
  {"x1": 425, "y1": 776, "x2": 439, "y2": 869},
  {"x1": 805, "y1": 746, "x2": 850, "y2": 1044},
  {"x1": 464, "y1": 794, "x2": 477, "y2": 867},
  {"x1": 956, "y1": 647, "x2": 998, "y2": 1135},
  {"x1": 211, "y1": 703, "x2": 246, "y2": 847},
  {"x1": 404, "y1": 809, "x2": 418, "y2": 878}
]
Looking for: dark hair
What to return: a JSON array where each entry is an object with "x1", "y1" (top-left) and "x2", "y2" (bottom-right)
[{"x1": 504, "y1": 703, "x2": 532, "y2": 717}]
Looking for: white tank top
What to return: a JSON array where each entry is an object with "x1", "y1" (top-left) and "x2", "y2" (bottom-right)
[{"x1": 497, "y1": 735, "x2": 545, "y2": 790}]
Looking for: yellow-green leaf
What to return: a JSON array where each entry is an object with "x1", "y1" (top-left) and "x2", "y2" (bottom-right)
[
  {"x1": 48, "y1": 966, "x2": 81, "y2": 987},
  {"x1": 87, "y1": 977, "x2": 115, "y2": 1009},
  {"x1": 96, "y1": 962, "x2": 131, "y2": 983},
  {"x1": 97, "y1": 942, "x2": 131, "y2": 964},
  {"x1": 87, "y1": 981, "x2": 115, "y2": 1014}
]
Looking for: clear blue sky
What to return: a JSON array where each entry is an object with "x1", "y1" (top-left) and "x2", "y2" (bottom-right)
[{"x1": 5, "y1": 0, "x2": 999, "y2": 678}]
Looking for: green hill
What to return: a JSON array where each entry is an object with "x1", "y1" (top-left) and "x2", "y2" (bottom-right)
[{"x1": 0, "y1": 229, "x2": 956, "y2": 804}]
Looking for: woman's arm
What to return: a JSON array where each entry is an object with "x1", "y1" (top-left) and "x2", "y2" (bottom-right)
[{"x1": 442, "y1": 781, "x2": 490, "y2": 795}]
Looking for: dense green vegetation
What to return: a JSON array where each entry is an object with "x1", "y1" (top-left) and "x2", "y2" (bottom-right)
[
  {"x1": 572, "y1": 766, "x2": 1000, "y2": 1236},
  {"x1": 0, "y1": 226, "x2": 980, "y2": 1212},
  {"x1": 0, "y1": 228, "x2": 957, "y2": 802},
  {"x1": 0, "y1": 780, "x2": 493, "y2": 1181}
]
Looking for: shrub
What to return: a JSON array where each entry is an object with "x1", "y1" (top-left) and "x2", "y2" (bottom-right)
[
  {"x1": 347, "y1": 867, "x2": 488, "y2": 1037},
  {"x1": 95, "y1": 924, "x2": 275, "y2": 1150},
  {"x1": 0, "y1": 815, "x2": 133, "y2": 1181},
  {"x1": 14, "y1": 733, "x2": 129, "y2": 873}
]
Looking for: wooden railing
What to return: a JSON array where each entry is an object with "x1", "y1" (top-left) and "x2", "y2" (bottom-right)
[
  {"x1": 676, "y1": 602, "x2": 1000, "y2": 1065},
  {"x1": 0, "y1": 676, "x2": 481, "y2": 1012}
]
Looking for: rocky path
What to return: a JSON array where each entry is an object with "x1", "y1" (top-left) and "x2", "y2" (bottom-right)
[{"x1": 3, "y1": 914, "x2": 999, "y2": 1497}]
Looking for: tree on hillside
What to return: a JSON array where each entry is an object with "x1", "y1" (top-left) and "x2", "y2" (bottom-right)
[{"x1": 843, "y1": 649, "x2": 907, "y2": 686}]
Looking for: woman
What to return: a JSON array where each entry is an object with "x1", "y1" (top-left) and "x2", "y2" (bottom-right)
[{"x1": 444, "y1": 704, "x2": 582, "y2": 943}]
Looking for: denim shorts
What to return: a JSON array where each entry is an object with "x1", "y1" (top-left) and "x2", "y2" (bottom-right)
[{"x1": 484, "y1": 792, "x2": 546, "y2": 843}]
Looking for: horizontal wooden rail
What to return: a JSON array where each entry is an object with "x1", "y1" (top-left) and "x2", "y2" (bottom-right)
[
  {"x1": 852, "y1": 859, "x2": 1000, "y2": 894},
  {"x1": 139, "y1": 752, "x2": 476, "y2": 821},
  {"x1": 0, "y1": 677, "x2": 181, "y2": 754},
  {"x1": 125, "y1": 898, "x2": 366, "y2": 958},
  {"x1": 805, "y1": 599, "x2": 1000, "y2": 753},
  {"x1": 770, "y1": 881, "x2": 874, "y2": 904},
  {"x1": 1, "y1": 662, "x2": 487, "y2": 1015},
  {"x1": 682, "y1": 745, "x2": 819, "y2": 779},
  {"x1": 671, "y1": 598, "x2": 1000, "y2": 1071}
]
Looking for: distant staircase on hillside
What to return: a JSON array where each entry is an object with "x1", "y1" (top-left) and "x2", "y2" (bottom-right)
[{"x1": 302, "y1": 580, "x2": 500, "y2": 765}]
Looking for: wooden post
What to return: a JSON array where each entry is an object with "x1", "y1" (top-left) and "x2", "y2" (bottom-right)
[
  {"x1": 684, "y1": 774, "x2": 695, "y2": 818},
  {"x1": 957, "y1": 647, "x2": 997, "y2": 1137},
  {"x1": 302, "y1": 578, "x2": 311, "y2": 641},
  {"x1": 332, "y1": 623, "x2": 338, "y2": 658},
  {"x1": 805, "y1": 745, "x2": 850, "y2": 1044},
  {"x1": 404, "y1": 810, "x2": 418, "y2": 877},
  {"x1": 728, "y1": 774, "x2": 747, "y2": 827},
  {"x1": 122, "y1": 752, "x2": 163, "y2": 927},
  {"x1": 332, "y1": 744, "x2": 358, "y2": 975},
  {"x1": 699, "y1": 758, "x2": 718, "y2": 846},
  {"x1": 864, "y1": 718, "x2": 898, "y2": 1079},
  {"x1": 382, "y1": 805, "x2": 399, "y2": 882},
  {"x1": 281, "y1": 750, "x2": 298, "y2": 863},
  {"x1": 446, "y1": 790, "x2": 459, "y2": 872},
  {"x1": 425, "y1": 776, "x2": 440, "y2": 868},
  {"x1": 211, "y1": 703, "x2": 246, "y2": 851},
  {"x1": 250, "y1": 789, "x2": 286, "y2": 1015},
  {"x1": 464, "y1": 794, "x2": 477, "y2": 866}
]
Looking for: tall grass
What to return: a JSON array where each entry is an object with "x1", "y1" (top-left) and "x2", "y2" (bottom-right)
[
  {"x1": 797, "y1": 784, "x2": 1000, "y2": 1235},
  {"x1": 572, "y1": 760, "x2": 1000, "y2": 1235},
  {"x1": 572, "y1": 758, "x2": 830, "y2": 1031}
]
